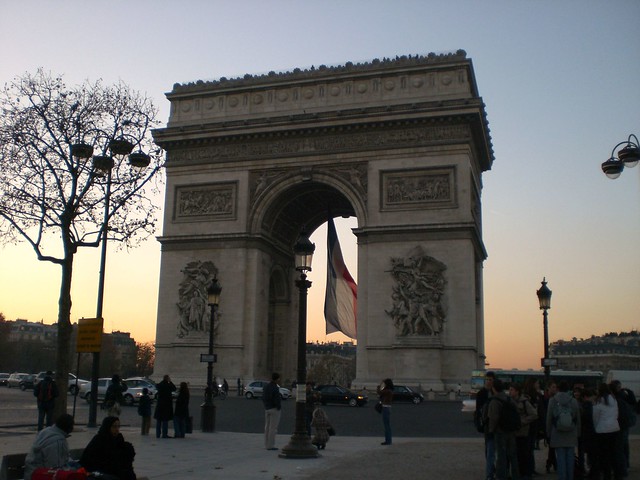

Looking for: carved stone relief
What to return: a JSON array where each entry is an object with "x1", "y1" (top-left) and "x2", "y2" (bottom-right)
[
  {"x1": 386, "y1": 246, "x2": 447, "y2": 337},
  {"x1": 176, "y1": 261, "x2": 219, "y2": 338},
  {"x1": 174, "y1": 182, "x2": 237, "y2": 221},
  {"x1": 168, "y1": 124, "x2": 471, "y2": 164},
  {"x1": 381, "y1": 167, "x2": 455, "y2": 211}
]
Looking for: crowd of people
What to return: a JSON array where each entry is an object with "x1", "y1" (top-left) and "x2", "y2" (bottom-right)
[
  {"x1": 23, "y1": 372, "x2": 198, "y2": 479},
  {"x1": 475, "y1": 371, "x2": 638, "y2": 480}
]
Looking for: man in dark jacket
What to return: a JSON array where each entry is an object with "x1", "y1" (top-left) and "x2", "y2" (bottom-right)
[
  {"x1": 34, "y1": 371, "x2": 59, "y2": 431},
  {"x1": 476, "y1": 371, "x2": 496, "y2": 480},
  {"x1": 263, "y1": 372, "x2": 282, "y2": 450},
  {"x1": 104, "y1": 374, "x2": 127, "y2": 417},
  {"x1": 154, "y1": 374, "x2": 176, "y2": 438}
]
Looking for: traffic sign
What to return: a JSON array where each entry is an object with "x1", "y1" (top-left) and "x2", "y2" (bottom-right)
[
  {"x1": 200, "y1": 354, "x2": 217, "y2": 363},
  {"x1": 76, "y1": 317, "x2": 103, "y2": 353}
]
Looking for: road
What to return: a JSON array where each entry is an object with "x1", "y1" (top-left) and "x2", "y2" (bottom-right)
[{"x1": 0, "y1": 387, "x2": 478, "y2": 438}]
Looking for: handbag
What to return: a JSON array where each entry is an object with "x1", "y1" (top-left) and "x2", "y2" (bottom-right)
[
  {"x1": 375, "y1": 402, "x2": 383, "y2": 413},
  {"x1": 327, "y1": 426, "x2": 336, "y2": 436},
  {"x1": 32, "y1": 467, "x2": 88, "y2": 480}
]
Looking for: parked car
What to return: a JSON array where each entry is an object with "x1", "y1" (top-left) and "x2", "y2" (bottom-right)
[
  {"x1": 122, "y1": 377, "x2": 157, "y2": 405},
  {"x1": 80, "y1": 377, "x2": 157, "y2": 406},
  {"x1": 0, "y1": 373, "x2": 9, "y2": 386},
  {"x1": 243, "y1": 380, "x2": 291, "y2": 400},
  {"x1": 392, "y1": 385, "x2": 424, "y2": 404},
  {"x1": 34, "y1": 371, "x2": 90, "y2": 395},
  {"x1": 19, "y1": 374, "x2": 37, "y2": 391},
  {"x1": 7, "y1": 373, "x2": 29, "y2": 388},
  {"x1": 314, "y1": 385, "x2": 368, "y2": 407}
]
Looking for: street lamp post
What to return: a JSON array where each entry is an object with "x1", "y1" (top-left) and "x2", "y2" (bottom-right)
[
  {"x1": 202, "y1": 277, "x2": 222, "y2": 433},
  {"x1": 72, "y1": 139, "x2": 151, "y2": 428},
  {"x1": 280, "y1": 233, "x2": 318, "y2": 459},
  {"x1": 601, "y1": 134, "x2": 640, "y2": 179},
  {"x1": 536, "y1": 277, "x2": 553, "y2": 388}
]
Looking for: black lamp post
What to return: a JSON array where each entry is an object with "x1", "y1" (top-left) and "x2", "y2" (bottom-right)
[
  {"x1": 202, "y1": 277, "x2": 221, "y2": 433},
  {"x1": 72, "y1": 139, "x2": 150, "y2": 428},
  {"x1": 601, "y1": 134, "x2": 640, "y2": 179},
  {"x1": 536, "y1": 277, "x2": 553, "y2": 388},
  {"x1": 280, "y1": 233, "x2": 318, "y2": 459}
]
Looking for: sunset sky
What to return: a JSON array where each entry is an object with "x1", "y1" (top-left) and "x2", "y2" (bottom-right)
[{"x1": 1, "y1": 1, "x2": 638, "y2": 372}]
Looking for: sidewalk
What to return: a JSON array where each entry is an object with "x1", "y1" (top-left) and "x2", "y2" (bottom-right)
[{"x1": 2, "y1": 426, "x2": 638, "y2": 479}]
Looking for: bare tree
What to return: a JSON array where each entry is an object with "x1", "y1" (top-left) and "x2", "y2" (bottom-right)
[{"x1": 0, "y1": 70, "x2": 164, "y2": 419}]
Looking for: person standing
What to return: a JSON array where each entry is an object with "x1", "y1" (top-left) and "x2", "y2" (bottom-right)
[
  {"x1": 509, "y1": 383, "x2": 538, "y2": 480},
  {"x1": 377, "y1": 378, "x2": 394, "y2": 446},
  {"x1": 154, "y1": 374, "x2": 176, "y2": 438},
  {"x1": 237, "y1": 378, "x2": 242, "y2": 396},
  {"x1": 173, "y1": 382, "x2": 190, "y2": 438},
  {"x1": 592, "y1": 383, "x2": 623, "y2": 480},
  {"x1": 33, "y1": 371, "x2": 59, "y2": 431},
  {"x1": 610, "y1": 379, "x2": 636, "y2": 477},
  {"x1": 488, "y1": 379, "x2": 519, "y2": 480},
  {"x1": 104, "y1": 374, "x2": 127, "y2": 417},
  {"x1": 24, "y1": 413, "x2": 75, "y2": 480},
  {"x1": 263, "y1": 372, "x2": 282, "y2": 450},
  {"x1": 311, "y1": 406, "x2": 331, "y2": 450},
  {"x1": 543, "y1": 381, "x2": 559, "y2": 474},
  {"x1": 546, "y1": 380, "x2": 581, "y2": 480},
  {"x1": 476, "y1": 371, "x2": 496, "y2": 480},
  {"x1": 137, "y1": 387, "x2": 152, "y2": 435}
]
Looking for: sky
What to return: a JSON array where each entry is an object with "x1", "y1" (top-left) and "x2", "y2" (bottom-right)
[{"x1": 0, "y1": 0, "x2": 638, "y2": 371}]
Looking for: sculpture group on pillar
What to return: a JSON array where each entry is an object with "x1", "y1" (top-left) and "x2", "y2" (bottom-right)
[
  {"x1": 386, "y1": 247, "x2": 447, "y2": 336},
  {"x1": 176, "y1": 260, "x2": 219, "y2": 338}
]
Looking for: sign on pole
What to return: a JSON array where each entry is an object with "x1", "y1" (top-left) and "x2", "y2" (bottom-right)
[
  {"x1": 200, "y1": 354, "x2": 217, "y2": 363},
  {"x1": 77, "y1": 317, "x2": 104, "y2": 353}
]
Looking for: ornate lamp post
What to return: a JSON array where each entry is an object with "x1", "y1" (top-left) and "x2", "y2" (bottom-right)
[
  {"x1": 71, "y1": 139, "x2": 151, "y2": 428},
  {"x1": 202, "y1": 277, "x2": 222, "y2": 433},
  {"x1": 280, "y1": 233, "x2": 318, "y2": 459},
  {"x1": 601, "y1": 134, "x2": 640, "y2": 179},
  {"x1": 536, "y1": 277, "x2": 553, "y2": 388}
]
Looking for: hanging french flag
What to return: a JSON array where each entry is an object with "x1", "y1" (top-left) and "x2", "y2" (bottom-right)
[{"x1": 324, "y1": 216, "x2": 357, "y2": 339}]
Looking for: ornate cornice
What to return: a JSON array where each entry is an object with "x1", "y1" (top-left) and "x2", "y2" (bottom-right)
[{"x1": 170, "y1": 50, "x2": 469, "y2": 94}]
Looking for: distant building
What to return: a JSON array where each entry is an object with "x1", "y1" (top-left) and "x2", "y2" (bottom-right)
[
  {"x1": 550, "y1": 331, "x2": 640, "y2": 374},
  {"x1": 9, "y1": 319, "x2": 57, "y2": 343}
]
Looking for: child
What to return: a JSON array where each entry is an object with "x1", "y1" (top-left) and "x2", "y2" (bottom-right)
[
  {"x1": 137, "y1": 387, "x2": 152, "y2": 435},
  {"x1": 311, "y1": 407, "x2": 331, "y2": 450}
]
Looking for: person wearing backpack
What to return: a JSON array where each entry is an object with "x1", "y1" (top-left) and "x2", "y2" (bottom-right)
[
  {"x1": 487, "y1": 379, "x2": 519, "y2": 480},
  {"x1": 546, "y1": 380, "x2": 581, "y2": 480},
  {"x1": 33, "y1": 371, "x2": 59, "y2": 431}
]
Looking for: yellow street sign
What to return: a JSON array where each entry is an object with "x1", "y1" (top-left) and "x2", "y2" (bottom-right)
[{"x1": 77, "y1": 317, "x2": 104, "y2": 353}]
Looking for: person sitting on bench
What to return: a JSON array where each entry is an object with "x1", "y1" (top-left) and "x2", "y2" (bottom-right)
[{"x1": 24, "y1": 413, "x2": 75, "y2": 480}]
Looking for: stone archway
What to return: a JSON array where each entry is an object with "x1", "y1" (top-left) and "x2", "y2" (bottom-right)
[{"x1": 152, "y1": 50, "x2": 493, "y2": 392}]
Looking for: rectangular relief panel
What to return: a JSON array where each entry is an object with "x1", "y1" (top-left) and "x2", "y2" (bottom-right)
[
  {"x1": 173, "y1": 182, "x2": 237, "y2": 222},
  {"x1": 380, "y1": 167, "x2": 456, "y2": 211}
]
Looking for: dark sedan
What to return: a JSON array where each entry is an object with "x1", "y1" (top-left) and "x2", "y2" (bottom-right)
[
  {"x1": 314, "y1": 385, "x2": 368, "y2": 407},
  {"x1": 392, "y1": 385, "x2": 424, "y2": 404}
]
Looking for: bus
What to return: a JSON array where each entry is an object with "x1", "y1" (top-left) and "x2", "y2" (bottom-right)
[{"x1": 470, "y1": 369, "x2": 603, "y2": 396}]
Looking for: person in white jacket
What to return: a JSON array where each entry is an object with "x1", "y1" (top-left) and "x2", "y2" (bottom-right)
[
  {"x1": 24, "y1": 413, "x2": 74, "y2": 480},
  {"x1": 592, "y1": 383, "x2": 623, "y2": 480}
]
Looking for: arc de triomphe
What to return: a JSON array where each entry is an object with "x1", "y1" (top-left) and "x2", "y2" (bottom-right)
[{"x1": 152, "y1": 50, "x2": 493, "y2": 391}]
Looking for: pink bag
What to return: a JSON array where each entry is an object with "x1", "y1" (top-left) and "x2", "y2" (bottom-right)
[{"x1": 32, "y1": 467, "x2": 89, "y2": 480}]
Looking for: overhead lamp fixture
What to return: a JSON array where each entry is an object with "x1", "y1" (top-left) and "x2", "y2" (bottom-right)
[{"x1": 602, "y1": 134, "x2": 639, "y2": 179}]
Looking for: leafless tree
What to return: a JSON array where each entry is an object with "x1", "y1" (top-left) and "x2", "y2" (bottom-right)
[{"x1": 0, "y1": 70, "x2": 164, "y2": 419}]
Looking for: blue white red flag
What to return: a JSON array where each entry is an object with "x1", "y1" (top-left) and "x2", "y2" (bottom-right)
[{"x1": 324, "y1": 217, "x2": 357, "y2": 339}]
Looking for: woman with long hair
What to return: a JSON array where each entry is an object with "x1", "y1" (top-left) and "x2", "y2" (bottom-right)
[
  {"x1": 173, "y1": 381, "x2": 190, "y2": 438},
  {"x1": 80, "y1": 416, "x2": 136, "y2": 480},
  {"x1": 592, "y1": 383, "x2": 623, "y2": 480}
]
